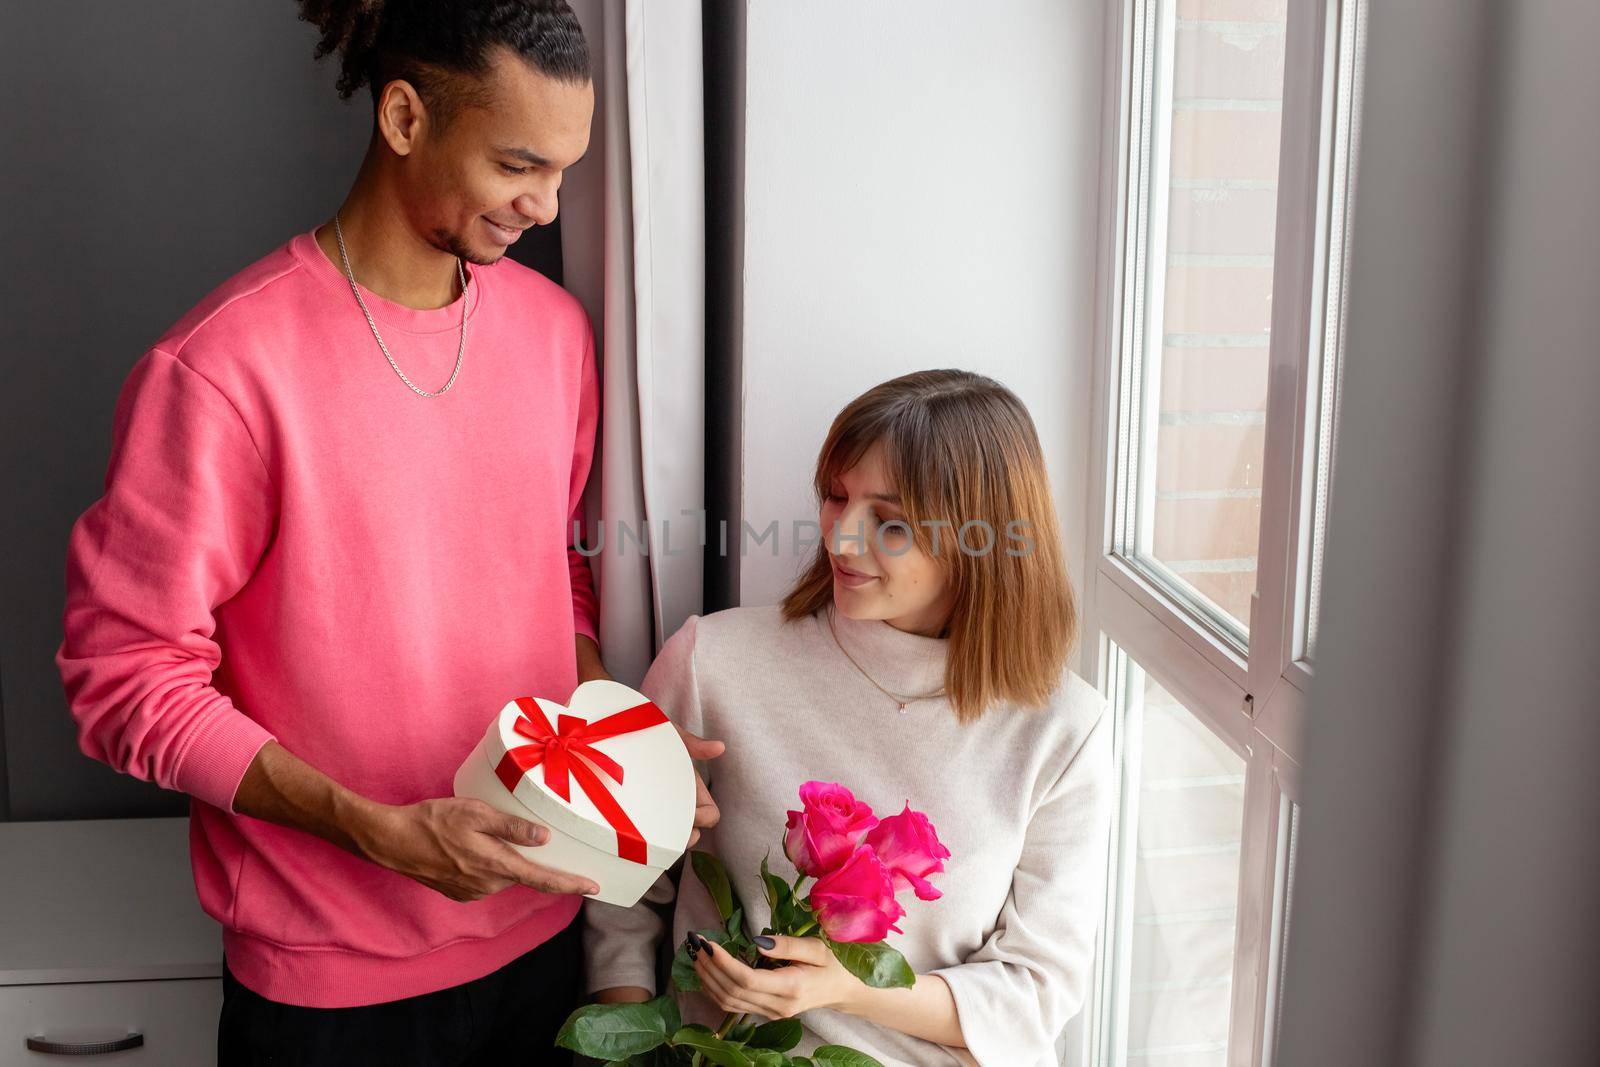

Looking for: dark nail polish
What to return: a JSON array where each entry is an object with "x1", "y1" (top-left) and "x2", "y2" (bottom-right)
[{"x1": 754, "y1": 935, "x2": 776, "y2": 949}]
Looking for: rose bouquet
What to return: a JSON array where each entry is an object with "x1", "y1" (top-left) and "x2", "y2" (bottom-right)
[{"x1": 558, "y1": 781, "x2": 951, "y2": 1067}]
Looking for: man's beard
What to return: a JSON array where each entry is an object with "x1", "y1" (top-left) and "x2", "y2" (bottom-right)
[{"x1": 432, "y1": 225, "x2": 503, "y2": 267}]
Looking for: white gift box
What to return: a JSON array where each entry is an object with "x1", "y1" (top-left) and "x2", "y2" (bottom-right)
[{"x1": 453, "y1": 679, "x2": 695, "y2": 907}]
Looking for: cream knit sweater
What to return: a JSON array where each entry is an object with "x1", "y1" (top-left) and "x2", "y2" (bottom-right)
[{"x1": 582, "y1": 604, "x2": 1113, "y2": 1067}]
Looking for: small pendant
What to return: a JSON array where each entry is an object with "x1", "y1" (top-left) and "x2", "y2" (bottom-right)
[{"x1": 898, "y1": 703, "x2": 909, "y2": 714}]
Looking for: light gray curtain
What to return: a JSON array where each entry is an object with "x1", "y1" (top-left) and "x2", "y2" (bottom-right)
[
  {"x1": 1276, "y1": 2, "x2": 1600, "y2": 1065},
  {"x1": 561, "y1": 0, "x2": 706, "y2": 687}
]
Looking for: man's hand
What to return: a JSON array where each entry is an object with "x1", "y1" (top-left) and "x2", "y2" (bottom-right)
[
  {"x1": 677, "y1": 725, "x2": 725, "y2": 847},
  {"x1": 350, "y1": 797, "x2": 600, "y2": 901},
  {"x1": 232, "y1": 740, "x2": 596, "y2": 902}
]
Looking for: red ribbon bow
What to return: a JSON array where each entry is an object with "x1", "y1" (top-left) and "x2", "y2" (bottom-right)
[{"x1": 493, "y1": 696, "x2": 669, "y2": 865}]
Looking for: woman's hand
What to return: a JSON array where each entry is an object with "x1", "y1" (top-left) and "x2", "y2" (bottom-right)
[
  {"x1": 574, "y1": 636, "x2": 724, "y2": 847},
  {"x1": 692, "y1": 934, "x2": 862, "y2": 1019},
  {"x1": 677, "y1": 725, "x2": 725, "y2": 847}
]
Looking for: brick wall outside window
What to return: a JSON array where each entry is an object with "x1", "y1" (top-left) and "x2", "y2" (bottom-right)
[{"x1": 1151, "y1": 0, "x2": 1286, "y2": 628}]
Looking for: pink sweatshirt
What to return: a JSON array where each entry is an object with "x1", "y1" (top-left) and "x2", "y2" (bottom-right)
[{"x1": 55, "y1": 228, "x2": 601, "y2": 1008}]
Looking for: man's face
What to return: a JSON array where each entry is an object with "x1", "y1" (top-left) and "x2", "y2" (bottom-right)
[{"x1": 399, "y1": 47, "x2": 594, "y2": 266}]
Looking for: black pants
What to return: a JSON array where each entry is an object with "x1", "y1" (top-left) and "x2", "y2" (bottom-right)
[{"x1": 217, "y1": 920, "x2": 581, "y2": 1066}]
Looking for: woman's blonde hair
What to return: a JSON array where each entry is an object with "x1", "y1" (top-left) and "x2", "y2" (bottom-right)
[{"x1": 780, "y1": 369, "x2": 1078, "y2": 722}]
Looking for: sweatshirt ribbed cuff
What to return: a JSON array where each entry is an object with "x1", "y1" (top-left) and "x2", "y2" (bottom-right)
[{"x1": 171, "y1": 703, "x2": 276, "y2": 814}]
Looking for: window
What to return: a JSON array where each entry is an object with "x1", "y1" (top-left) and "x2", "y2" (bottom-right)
[
  {"x1": 1301, "y1": 0, "x2": 1365, "y2": 662},
  {"x1": 1117, "y1": 1, "x2": 1289, "y2": 644},
  {"x1": 1075, "y1": 0, "x2": 1366, "y2": 1064},
  {"x1": 1099, "y1": 649, "x2": 1246, "y2": 1065}
]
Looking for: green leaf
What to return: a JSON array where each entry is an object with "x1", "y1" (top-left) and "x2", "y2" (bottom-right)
[
  {"x1": 747, "y1": 1017, "x2": 802, "y2": 1052},
  {"x1": 726, "y1": 904, "x2": 748, "y2": 942},
  {"x1": 728, "y1": 1018, "x2": 757, "y2": 1044},
  {"x1": 670, "y1": 938, "x2": 700, "y2": 992},
  {"x1": 761, "y1": 854, "x2": 814, "y2": 934},
  {"x1": 647, "y1": 994, "x2": 681, "y2": 1037},
  {"x1": 670, "y1": 927, "x2": 731, "y2": 993},
  {"x1": 555, "y1": 1001, "x2": 671, "y2": 1059},
  {"x1": 761, "y1": 855, "x2": 797, "y2": 922},
  {"x1": 751, "y1": 1052, "x2": 785, "y2": 1067},
  {"x1": 810, "y1": 1046, "x2": 886, "y2": 1067},
  {"x1": 787, "y1": 1059, "x2": 814, "y2": 1067},
  {"x1": 825, "y1": 940, "x2": 916, "y2": 989},
  {"x1": 669, "y1": 1025, "x2": 754, "y2": 1067},
  {"x1": 692, "y1": 850, "x2": 737, "y2": 922},
  {"x1": 779, "y1": 894, "x2": 812, "y2": 936},
  {"x1": 761, "y1": 853, "x2": 787, "y2": 908}
]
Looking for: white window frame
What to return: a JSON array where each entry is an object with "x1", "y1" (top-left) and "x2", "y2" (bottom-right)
[{"x1": 1071, "y1": 0, "x2": 1367, "y2": 1064}]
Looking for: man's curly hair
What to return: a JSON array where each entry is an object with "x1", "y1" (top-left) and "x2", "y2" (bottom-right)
[{"x1": 297, "y1": 0, "x2": 590, "y2": 124}]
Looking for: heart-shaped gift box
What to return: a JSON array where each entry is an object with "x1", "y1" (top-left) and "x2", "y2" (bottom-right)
[{"x1": 453, "y1": 679, "x2": 695, "y2": 907}]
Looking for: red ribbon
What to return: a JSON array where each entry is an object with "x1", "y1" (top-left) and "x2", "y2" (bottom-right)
[{"x1": 493, "y1": 696, "x2": 669, "y2": 865}]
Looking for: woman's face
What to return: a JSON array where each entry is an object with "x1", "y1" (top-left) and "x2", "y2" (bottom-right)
[{"x1": 821, "y1": 442, "x2": 955, "y2": 637}]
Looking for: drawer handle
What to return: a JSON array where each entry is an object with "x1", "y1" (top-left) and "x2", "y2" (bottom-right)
[{"x1": 25, "y1": 1032, "x2": 144, "y2": 1055}]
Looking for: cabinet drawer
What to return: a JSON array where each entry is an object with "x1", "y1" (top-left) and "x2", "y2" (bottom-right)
[{"x1": 1, "y1": 979, "x2": 217, "y2": 1066}]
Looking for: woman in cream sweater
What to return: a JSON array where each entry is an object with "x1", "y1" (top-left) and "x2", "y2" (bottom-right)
[{"x1": 584, "y1": 369, "x2": 1113, "y2": 1067}]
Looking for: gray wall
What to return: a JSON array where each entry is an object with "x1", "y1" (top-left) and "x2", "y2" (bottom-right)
[{"x1": 0, "y1": 2, "x2": 563, "y2": 821}]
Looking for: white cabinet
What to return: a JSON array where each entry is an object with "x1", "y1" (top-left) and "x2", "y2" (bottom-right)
[
  {"x1": 0, "y1": 818, "x2": 220, "y2": 1065},
  {"x1": 1, "y1": 981, "x2": 218, "y2": 1063}
]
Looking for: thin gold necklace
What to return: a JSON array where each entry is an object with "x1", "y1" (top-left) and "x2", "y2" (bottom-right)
[
  {"x1": 333, "y1": 213, "x2": 468, "y2": 398},
  {"x1": 825, "y1": 608, "x2": 947, "y2": 714}
]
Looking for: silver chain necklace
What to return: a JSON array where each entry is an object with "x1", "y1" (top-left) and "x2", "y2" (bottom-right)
[
  {"x1": 333, "y1": 213, "x2": 468, "y2": 398},
  {"x1": 825, "y1": 607, "x2": 947, "y2": 715}
]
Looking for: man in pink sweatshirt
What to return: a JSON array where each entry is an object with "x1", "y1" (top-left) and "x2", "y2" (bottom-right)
[{"x1": 54, "y1": 2, "x2": 718, "y2": 1062}]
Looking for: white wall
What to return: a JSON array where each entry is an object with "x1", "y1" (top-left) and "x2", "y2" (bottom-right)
[{"x1": 731, "y1": 0, "x2": 1109, "y2": 626}]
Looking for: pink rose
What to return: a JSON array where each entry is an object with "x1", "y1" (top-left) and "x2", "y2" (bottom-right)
[
  {"x1": 808, "y1": 845, "x2": 906, "y2": 943},
  {"x1": 865, "y1": 804, "x2": 952, "y2": 901},
  {"x1": 783, "y1": 781, "x2": 880, "y2": 878}
]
